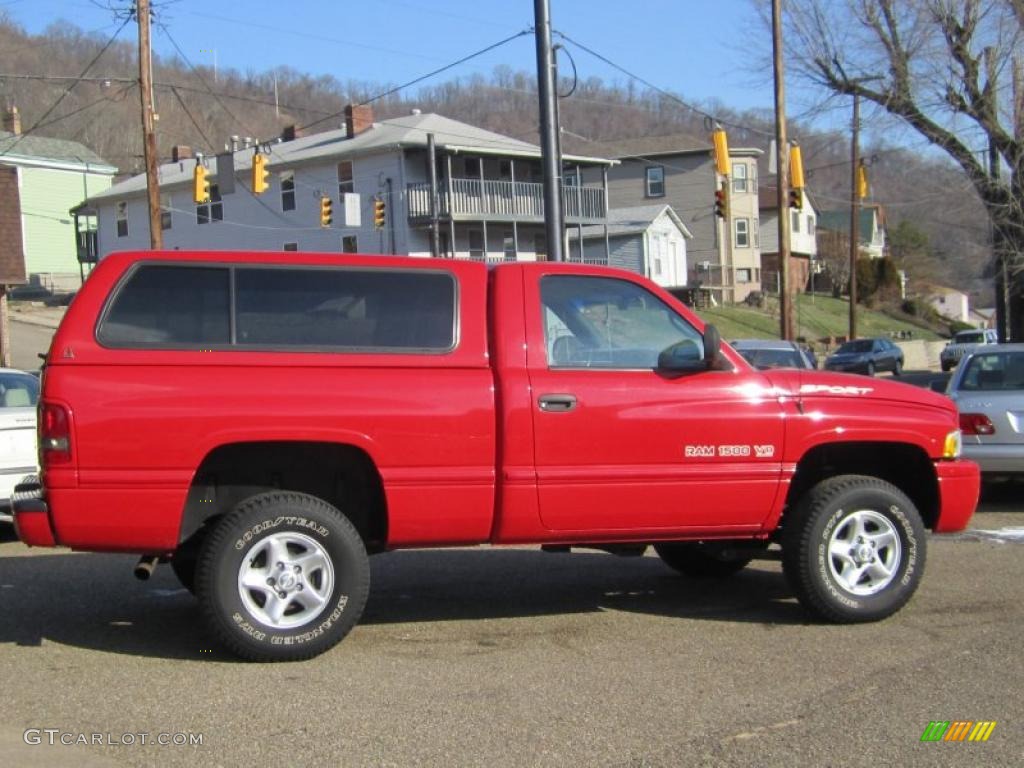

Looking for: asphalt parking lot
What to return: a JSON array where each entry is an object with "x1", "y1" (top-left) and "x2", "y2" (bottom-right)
[{"x1": 1, "y1": 486, "x2": 1021, "y2": 768}]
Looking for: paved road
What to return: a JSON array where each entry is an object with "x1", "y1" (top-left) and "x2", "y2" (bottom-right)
[
  {"x1": 9, "y1": 319, "x2": 54, "y2": 372},
  {"x1": 1, "y1": 490, "x2": 1021, "y2": 768}
]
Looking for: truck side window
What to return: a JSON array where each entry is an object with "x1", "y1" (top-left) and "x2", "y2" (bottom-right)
[
  {"x1": 98, "y1": 265, "x2": 230, "y2": 347},
  {"x1": 540, "y1": 275, "x2": 702, "y2": 369}
]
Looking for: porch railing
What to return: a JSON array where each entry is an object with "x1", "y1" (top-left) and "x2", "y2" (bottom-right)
[{"x1": 407, "y1": 178, "x2": 605, "y2": 222}]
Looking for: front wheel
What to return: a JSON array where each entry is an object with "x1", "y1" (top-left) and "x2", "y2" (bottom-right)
[
  {"x1": 893, "y1": 359, "x2": 903, "y2": 376},
  {"x1": 782, "y1": 475, "x2": 925, "y2": 623},
  {"x1": 654, "y1": 541, "x2": 756, "y2": 578},
  {"x1": 195, "y1": 491, "x2": 370, "y2": 661},
  {"x1": 866, "y1": 361, "x2": 876, "y2": 377}
]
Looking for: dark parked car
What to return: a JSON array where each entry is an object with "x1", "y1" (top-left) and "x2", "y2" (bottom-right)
[
  {"x1": 944, "y1": 343, "x2": 1024, "y2": 478},
  {"x1": 731, "y1": 339, "x2": 816, "y2": 370},
  {"x1": 824, "y1": 337, "x2": 904, "y2": 376}
]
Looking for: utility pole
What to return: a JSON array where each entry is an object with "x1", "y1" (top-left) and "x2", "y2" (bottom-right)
[
  {"x1": 136, "y1": 0, "x2": 162, "y2": 250},
  {"x1": 848, "y1": 92, "x2": 860, "y2": 340},
  {"x1": 771, "y1": 0, "x2": 793, "y2": 340},
  {"x1": 534, "y1": 0, "x2": 564, "y2": 262}
]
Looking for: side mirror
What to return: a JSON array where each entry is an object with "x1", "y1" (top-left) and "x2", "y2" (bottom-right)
[{"x1": 657, "y1": 323, "x2": 722, "y2": 373}]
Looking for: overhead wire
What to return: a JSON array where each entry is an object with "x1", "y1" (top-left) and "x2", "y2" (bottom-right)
[{"x1": 0, "y1": 15, "x2": 131, "y2": 158}]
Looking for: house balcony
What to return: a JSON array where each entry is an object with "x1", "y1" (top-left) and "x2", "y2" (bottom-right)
[{"x1": 407, "y1": 178, "x2": 606, "y2": 224}]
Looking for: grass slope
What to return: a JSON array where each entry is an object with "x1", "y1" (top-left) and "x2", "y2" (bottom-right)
[{"x1": 696, "y1": 293, "x2": 942, "y2": 347}]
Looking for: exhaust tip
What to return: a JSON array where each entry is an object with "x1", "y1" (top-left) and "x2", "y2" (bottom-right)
[{"x1": 134, "y1": 555, "x2": 160, "y2": 581}]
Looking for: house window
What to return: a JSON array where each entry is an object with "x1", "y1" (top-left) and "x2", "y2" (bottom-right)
[
  {"x1": 737, "y1": 268, "x2": 752, "y2": 283},
  {"x1": 160, "y1": 196, "x2": 172, "y2": 231},
  {"x1": 791, "y1": 210, "x2": 800, "y2": 233},
  {"x1": 499, "y1": 159, "x2": 512, "y2": 179},
  {"x1": 732, "y1": 163, "x2": 747, "y2": 193},
  {"x1": 807, "y1": 216, "x2": 815, "y2": 235},
  {"x1": 753, "y1": 219, "x2": 759, "y2": 248},
  {"x1": 337, "y1": 161, "x2": 353, "y2": 197},
  {"x1": 342, "y1": 235, "x2": 358, "y2": 253},
  {"x1": 283, "y1": 242, "x2": 298, "y2": 251},
  {"x1": 116, "y1": 201, "x2": 128, "y2": 237},
  {"x1": 197, "y1": 184, "x2": 223, "y2": 225},
  {"x1": 735, "y1": 218, "x2": 750, "y2": 248},
  {"x1": 468, "y1": 229, "x2": 484, "y2": 260},
  {"x1": 280, "y1": 172, "x2": 295, "y2": 211},
  {"x1": 503, "y1": 230, "x2": 516, "y2": 261},
  {"x1": 645, "y1": 166, "x2": 665, "y2": 197},
  {"x1": 464, "y1": 158, "x2": 479, "y2": 177}
]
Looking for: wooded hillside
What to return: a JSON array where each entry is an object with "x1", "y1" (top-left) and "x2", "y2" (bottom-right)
[{"x1": 0, "y1": 14, "x2": 990, "y2": 302}]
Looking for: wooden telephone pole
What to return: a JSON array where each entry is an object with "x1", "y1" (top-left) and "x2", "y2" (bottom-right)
[
  {"x1": 771, "y1": 0, "x2": 793, "y2": 340},
  {"x1": 137, "y1": 0, "x2": 162, "y2": 250}
]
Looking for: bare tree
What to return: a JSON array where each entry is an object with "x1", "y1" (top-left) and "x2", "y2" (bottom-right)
[{"x1": 782, "y1": 0, "x2": 1024, "y2": 337}]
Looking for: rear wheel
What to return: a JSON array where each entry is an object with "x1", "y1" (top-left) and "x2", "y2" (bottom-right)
[
  {"x1": 893, "y1": 359, "x2": 903, "y2": 376},
  {"x1": 782, "y1": 475, "x2": 925, "y2": 623},
  {"x1": 195, "y1": 491, "x2": 370, "y2": 662},
  {"x1": 654, "y1": 541, "x2": 756, "y2": 578}
]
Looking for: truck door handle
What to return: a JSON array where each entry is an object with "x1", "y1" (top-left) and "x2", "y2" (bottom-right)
[{"x1": 538, "y1": 394, "x2": 577, "y2": 412}]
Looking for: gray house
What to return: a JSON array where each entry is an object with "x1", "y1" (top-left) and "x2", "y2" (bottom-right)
[
  {"x1": 77, "y1": 106, "x2": 614, "y2": 264},
  {"x1": 568, "y1": 204, "x2": 692, "y2": 288},
  {"x1": 578, "y1": 135, "x2": 763, "y2": 303}
]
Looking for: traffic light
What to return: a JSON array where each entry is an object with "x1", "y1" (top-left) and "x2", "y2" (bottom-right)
[
  {"x1": 857, "y1": 162, "x2": 869, "y2": 199},
  {"x1": 193, "y1": 162, "x2": 210, "y2": 203},
  {"x1": 712, "y1": 127, "x2": 730, "y2": 176},
  {"x1": 251, "y1": 152, "x2": 269, "y2": 195},
  {"x1": 319, "y1": 195, "x2": 332, "y2": 227},
  {"x1": 713, "y1": 183, "x2": 729, "y2": 219},
  {"x1": 789, "y1": 187, "x2": 803, "y2": 209},
  {"x1": 373, "y1": 197, "x2": 386, "y2": 229},
  {"x1": 789, "y1": 144, "x2": 805, "y2": 189}
]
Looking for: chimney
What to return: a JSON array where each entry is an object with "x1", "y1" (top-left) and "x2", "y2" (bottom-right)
[
  {"x1": 281, "y1": 124, "x2": 302, "y2": 142},
  {"x1": 171, "y1": 145, "x2": 192, "y2": 162},
  {"x1": 344, "y1": 104, "x2": 373, "y2": 138},
  {"x1": 3, "y1": 106, "x2": 21, "y2": 135}
]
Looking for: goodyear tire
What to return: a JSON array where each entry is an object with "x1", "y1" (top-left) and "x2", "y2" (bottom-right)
[
  {"x1": 782, "y1": 475, "x2": 925, "y2": 623},
  {"x1": 654, "y1": 541, "x2": 754, "y2": 578},
  {"x1": 195, "y1": 492, "x2": 370, "y2": 662}
]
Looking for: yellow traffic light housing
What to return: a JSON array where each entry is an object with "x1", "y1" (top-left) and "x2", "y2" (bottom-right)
[
  {"x1": 789, "y1": 144, "x2": 805, "y2": 189},
  {"x1": 713, "y1": 182, "x2": 729, "y2": 219},
  {"x1": 712, "y1": 128, "x2": 730, "y2": 176},
  {"x1": 251, "y1": 152, "x2": 269, "y2": 195},
  {"x1": 193, "y1": 163, "x2": 210, "y2": 204},
  {"x1": 373, "y1": 197, "x2": 386, "y2": 229},
  {"x1": 857, "y1": 162, "x2": 869, "y2": 199},
  {"x1": 319, "y1": 196, "x2": 333, "y2": 227}
]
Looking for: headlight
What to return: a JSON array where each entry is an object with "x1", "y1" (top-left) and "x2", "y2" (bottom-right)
[{"x1": 943, "y1": 429, "x2": 962, "y2": 459}]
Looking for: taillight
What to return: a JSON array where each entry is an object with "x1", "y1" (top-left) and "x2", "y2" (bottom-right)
[
  {"x1": 959, "y1": 412, "x2": 995, "y2": 436},
  {"x1": 40, "y1": 402, "x2": 72, "y2": 465}
]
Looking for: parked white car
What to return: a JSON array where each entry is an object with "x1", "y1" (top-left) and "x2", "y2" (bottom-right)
[{"x1": 0, "y1": 369, "x2": 39, "y2": 524}]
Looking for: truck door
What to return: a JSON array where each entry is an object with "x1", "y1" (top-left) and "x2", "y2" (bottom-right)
[{"x1": 526, "y1": 273, "x2": 784, "y2": 534}]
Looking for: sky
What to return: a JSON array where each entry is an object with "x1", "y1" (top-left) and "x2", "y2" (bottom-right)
[{"x1": 2, "y1": 0, "x2": 843, "y2": 129}]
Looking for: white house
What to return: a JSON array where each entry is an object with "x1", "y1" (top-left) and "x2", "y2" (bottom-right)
[
  {"x1": 77, "y1": 106, "x2": 615, "y2": 263},
  {"x1": 569, "y1": 204, "x2": 692, "y2": 288},
  {"x1": 926, "y1": 284, "x2": 970, "y2": 323},
  {"x1": 758, "y1": 187, "x2": 819, "y2": 292}
]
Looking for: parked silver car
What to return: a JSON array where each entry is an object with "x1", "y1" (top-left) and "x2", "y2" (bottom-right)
[
  {"x1": 0, "y1": 369, "x2": 39, "y2": 524},
  {"x1": 730, "y1": 339, "x2": 816, "y2": 370},
  {"x1": 945, "y1": 344, "x2": 1024, "y2": 477}
]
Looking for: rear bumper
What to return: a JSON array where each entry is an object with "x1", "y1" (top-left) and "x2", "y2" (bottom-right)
[
  {"x1": 962, "y1": 444, "x2": 1024, "y2": 475},
  {"x1": 11, "y1": 478, "x2": 57, "y2": 547},
  {"x1": 933, "y1": 459, "x2": 981, "y2": 533}
]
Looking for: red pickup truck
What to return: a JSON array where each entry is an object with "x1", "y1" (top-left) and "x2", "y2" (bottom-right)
[{"x1": 15, "y1": 251, "x2": 979, "y2": 661}]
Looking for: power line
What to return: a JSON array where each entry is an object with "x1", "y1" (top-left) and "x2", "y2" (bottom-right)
[
  {"x1": 299, "y1": 27, "x2": 535, "y2": 133},
  {"x1": 0, "y1": 16, "x2": 131, "y2": 158},
  {"x1": 156, "y1": 22, "x2": 256, "y2": 136}
]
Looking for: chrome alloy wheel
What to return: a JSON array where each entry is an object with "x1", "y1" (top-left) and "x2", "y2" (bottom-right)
[
  {"x1": 827, "y1": 509, "x2": 902, "y2": 596},
  {"x1": 237, "y1": 532, "x2": 335, "y2": 629}
]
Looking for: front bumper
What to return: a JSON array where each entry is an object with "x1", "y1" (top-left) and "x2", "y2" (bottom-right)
[{"x1": 933, "y1": 459, "x2": 981, "y2": 533}]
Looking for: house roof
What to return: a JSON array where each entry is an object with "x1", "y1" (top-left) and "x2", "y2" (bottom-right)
[
  {"x1": 0, "y1": 130, "x2": 116, "y2": 171},
  {"x1": 817, "y1": 206, "x2": 883, "y2": 242},
  {"x1": 575, "y1": 133, "x2": 763, "y2": 162},
  {"x1": 567, "y1": 203, "x2": 692, "y2": 240},
  {"x1": 86, "y1": 112, "x2": 615, "y2": 204}
]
